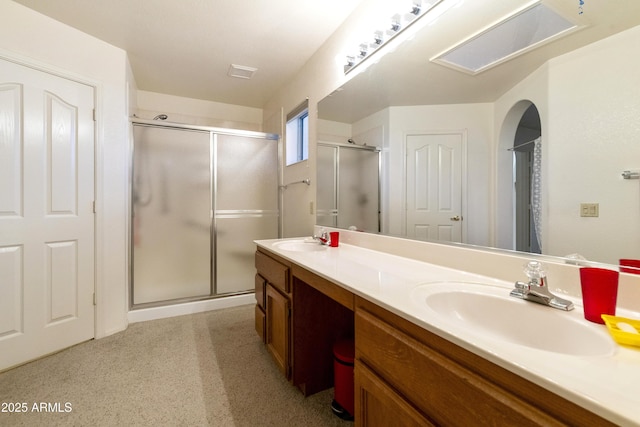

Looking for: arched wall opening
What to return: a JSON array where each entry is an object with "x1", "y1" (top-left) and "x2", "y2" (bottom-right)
[{"x1": 495, "y1": 100, "x2": 542, "y2": 251}]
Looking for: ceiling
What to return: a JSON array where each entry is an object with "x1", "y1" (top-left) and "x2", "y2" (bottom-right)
[
  {"x1": 319, "y1": 0, "x2": 640, "y2": 123},
  {"x1": 12, "y1": 0, "x2": 363, "y2": 108},
  {"x1": 13, "y1": 0, "x2": 640, "y2": 117}
]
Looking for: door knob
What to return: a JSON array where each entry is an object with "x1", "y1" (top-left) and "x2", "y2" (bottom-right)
[{"x1": 450, "y1": 215, "x2": 461, "y2": 221}]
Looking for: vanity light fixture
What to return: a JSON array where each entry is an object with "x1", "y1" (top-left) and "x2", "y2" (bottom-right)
[
  {"x1": 373, "y1": 30, "x2": 384, "y2": 46},
  {"x1": 390, "y1": 15, "x2": 402, "y2": 33},
  {"x1": 344, "y1": 0, "x2": 444, "y2": 74}
]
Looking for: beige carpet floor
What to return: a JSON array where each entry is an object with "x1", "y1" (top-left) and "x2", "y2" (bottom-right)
[{"x1": 0, "y1": 304, "x2": 351, "y2": 427}]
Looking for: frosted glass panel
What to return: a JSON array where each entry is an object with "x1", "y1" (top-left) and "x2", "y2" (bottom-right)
[
  {"x1": 215, "y1": 133, "x2": 279, "y2": 294},
  {"x1": 337, "y1": 148, "x2": 379, "y2": 232},
  {"x1": 216, "y1": 216, "x2": 278, "y2": 294},
  {"x1": 216, "y1": 134, "x2": 278, "y2": 211},
  {"x1": 316, "y1": 145, "x2": 337, "y2": 227},
  {"x1": 132, "y1": 125, "x2": 211, "y2": 305},
  {"x1": 131, "y1": 125, "x2": 279, "y2": 306}
]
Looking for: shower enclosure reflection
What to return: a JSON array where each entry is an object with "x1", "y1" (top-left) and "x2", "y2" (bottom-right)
[
  {"x1": 131, "y1": 123, "x2": 279, "y2": 308},
  {"x1": 316, "y1": 142, "x2": 380, "y2": 233}
]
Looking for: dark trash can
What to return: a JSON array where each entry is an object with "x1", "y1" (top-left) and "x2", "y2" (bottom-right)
[{"x1": 331, "y1": 338, "x2": 355, "y2": 420}]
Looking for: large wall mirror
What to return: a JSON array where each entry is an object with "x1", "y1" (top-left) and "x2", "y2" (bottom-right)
[{"x1": 317, "y1": 0, "x2": 640, "y2": 267}]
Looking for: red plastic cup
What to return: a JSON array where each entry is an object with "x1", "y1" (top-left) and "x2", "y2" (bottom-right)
[
  {"x1": 329, "y1": 231, "x2": 339, "y2": 247},
  {"x1": 620, "y1": 259, "x2": 640, "y2": 275},
  {"x1": 579, "y1": 267, "x2": 618, "y2": 324}
]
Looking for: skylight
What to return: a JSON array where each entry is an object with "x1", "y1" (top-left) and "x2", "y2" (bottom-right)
[{"x1": 432, "y1": 3, "x2": 578, "y2": 74}]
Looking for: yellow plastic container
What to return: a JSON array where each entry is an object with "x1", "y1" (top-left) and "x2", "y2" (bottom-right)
[{"x1": 601, "y1": 315, "x2": 640, "y2": 347}]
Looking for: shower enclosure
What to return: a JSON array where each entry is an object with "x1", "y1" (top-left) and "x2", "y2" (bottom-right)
[
  {"x1": 131, "y1": 121, "x2": 279, "y2": 308},
  {"x1": 316, "y1": 142, "x2": 380, "y2": 232}
]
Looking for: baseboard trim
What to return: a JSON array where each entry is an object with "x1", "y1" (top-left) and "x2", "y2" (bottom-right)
[{"x1": 127, "y1": 294, "x2": 255, "y2": 323}]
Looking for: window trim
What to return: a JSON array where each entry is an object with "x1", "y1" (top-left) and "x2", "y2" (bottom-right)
[{"x1": 285, "y1": 99, "x2": 309, "y2": 166}]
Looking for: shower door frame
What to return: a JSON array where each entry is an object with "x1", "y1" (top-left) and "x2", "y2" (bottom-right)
[
  {"x1": 129, "y1": 119, "x2": 280, "y2": 310},
  {"x1": 317, "y1": 141, "x2": 382, "y2": 233}
]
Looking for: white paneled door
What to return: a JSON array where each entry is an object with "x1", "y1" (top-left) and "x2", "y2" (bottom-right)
[
  {"x1": 405, "y1": 132, "x2": 463, "y2": 242},
  {"x1": 0, "y1": 59, "x2": 95, "y2": 371}
]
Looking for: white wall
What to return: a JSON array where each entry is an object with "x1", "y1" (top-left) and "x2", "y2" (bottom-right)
[
  {"x1": 493, "y1": 64, "x2": 550, "y2": 251},
  {"x1": 136, "y1": 90, "x2": 263, "y2": 131},
  {"x1": 268, "y1": 0, "x2": 640, "y2": 267},
  {"x1": 546, "y1": 26, "x2": 640, "y2": 264},
  {"x1": 388, "y1": 104, "x2": 494, "y2": 245},
  {"x1": 317, "y1": 119, "x2": 352, "y2": 144},
  {"x1": 495, "y1": 26, "x2": 640, "y2": 264},
  {"x1": 263, "y1": 0, "x2": 394, "y2": 238},
  {"x1": 346, "y1": 104, "x2": 493, "y2": 244},
  {"x1": 0, "y1": 1, "x2": 130, "y2": 337},
  {"x1": 0, "y1": 3, "x2": 270, "y2": 341}
]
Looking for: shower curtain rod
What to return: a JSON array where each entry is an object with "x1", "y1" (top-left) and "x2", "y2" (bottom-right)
[{"x1": 507, "y1": 137, "x2": 540, "y2": 151}]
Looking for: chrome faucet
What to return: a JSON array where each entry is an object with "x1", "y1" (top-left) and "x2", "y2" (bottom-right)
[
  {"x1": 312, "y1": 229, "x2": 331, "y2": 245},
  {"x1": 510, "y1": 261, "x2": 574, "y2": 311}
]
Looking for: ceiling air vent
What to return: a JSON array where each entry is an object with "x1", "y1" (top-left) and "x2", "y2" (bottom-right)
[
  {"x1": 432, "y1": 3, "x2": 578, "y2": 74},
  {"x1": 227, "y1": 64, "x2": 257, "y2": 79}
]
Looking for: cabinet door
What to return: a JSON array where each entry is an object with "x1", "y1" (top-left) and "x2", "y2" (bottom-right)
[
  {"x1": 255, "y1": 304, "x2": 265, "y2": 342},
  {"x1": 355, "y1": 363, "x2": 434, "y2": 427},
  {"x1": 265, "y1": 284, "x2": 290, "y2": 378},
  {"x1": 255, "y1": 274, "x2": 266, "y2": 308}
]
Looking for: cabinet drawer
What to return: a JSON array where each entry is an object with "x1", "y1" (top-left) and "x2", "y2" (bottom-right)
[
  {"x1": 355, "y1": 309, "x2": 561, "y2": 427},
  {"x1": 255, "y1": 250, "x2": 289, "y2": 293},
  {"x1": 255, "y1": 274, "x2": 266, "y2": 308}
]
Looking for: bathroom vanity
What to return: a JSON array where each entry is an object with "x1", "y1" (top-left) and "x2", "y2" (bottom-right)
[
  {"x1": 255, "y1": 232, "x2": 640, "y2": 426},
  {"x1": 255, "y1": 247, "x2": 354, "y2": 395}
]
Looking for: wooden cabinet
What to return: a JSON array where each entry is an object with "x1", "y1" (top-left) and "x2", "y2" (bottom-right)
[
  {"x1": 355, "y1": 362, "x2": 434, "y2": 427},
  {"x1": 255, "y1": 249, "x2": 292, "y2": 379},
  {"x1": 266, "y1": 283, "x2": 290, "y2": 377},
  {"x1": 291, "y1": 265, "x2": 354, "y2": 396},
  {"x1": 354, "y1": 297, "x2": 614, "y2": 427},
  {"x1": 255, "y1": 248, "x2": 354, "y2": 395},
  {"x1": 254, "y1": 246, "x2": 613, "y2": 426},
  {"x1": 255, "y1": 250, "x2": 289, "y2": 293},
  {"x1": 254, "y1": 274, "x2": 266, "y2": 341}
]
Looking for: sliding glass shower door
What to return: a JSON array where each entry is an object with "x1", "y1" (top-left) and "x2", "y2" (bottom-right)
[
  {"x1": 131, "y1": 123, "x2": 279, "y2": 307},
  {"x1": 132, "y1": 126, "x2": 211, "y2": 305},
  {"x1": 215, "y1": 133, "x2": 279, "y2": 294},
  {"x1": 316, "y1": 143, "x2": 380, "y2": 233}
]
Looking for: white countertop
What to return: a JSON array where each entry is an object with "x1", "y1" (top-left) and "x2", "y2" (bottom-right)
[{"x1": 256, "y1": 237, "x2": 640, "y2": 426}]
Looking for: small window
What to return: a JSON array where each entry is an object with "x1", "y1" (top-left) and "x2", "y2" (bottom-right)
[{"x1": 286, "y1": 99, "x2": 309, "y2": 166}]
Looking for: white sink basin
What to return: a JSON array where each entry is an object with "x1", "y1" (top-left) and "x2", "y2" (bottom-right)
[
  {"x1": 412, "y1": 282, "x2": 615, "y2": 357},
  {"x1": 273, "y1": 239, "x2": 327, "y2": 252}
]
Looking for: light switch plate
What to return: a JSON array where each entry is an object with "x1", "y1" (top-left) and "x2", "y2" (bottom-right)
[{"x1": 580, "y1": 203, "x2": 599, "y2": 217}]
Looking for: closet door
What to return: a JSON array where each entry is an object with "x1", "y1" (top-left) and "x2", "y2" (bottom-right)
[
  {"x1": 215, "y1": 134, "x2": 278, "y2": 294},
  {"x1": 405, "y1": 133, "x2": 463, "y2": 242},
  {"x1": 0, "y1": 58, "x2": 95, "y2": 370}
]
